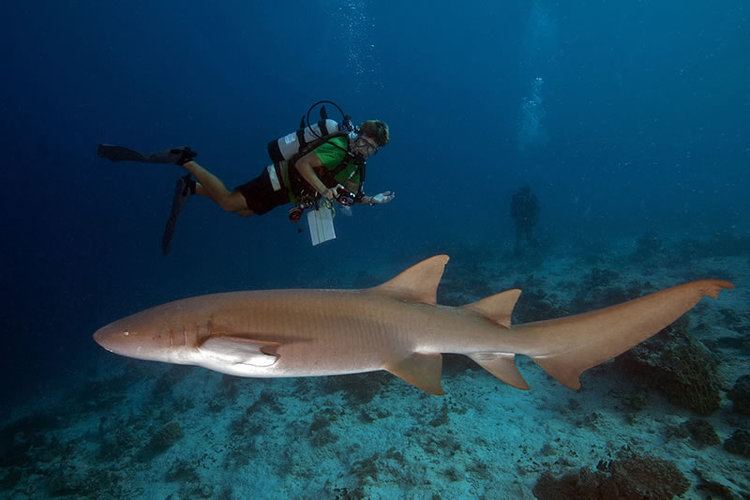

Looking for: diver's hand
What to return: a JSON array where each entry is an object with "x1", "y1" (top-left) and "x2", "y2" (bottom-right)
[
  {"x1": 322, "y1": 184, "x2": 344, "y2": 201},
  {"x1": 371, "y1": 191, "x2": 395, "y2": 205}
]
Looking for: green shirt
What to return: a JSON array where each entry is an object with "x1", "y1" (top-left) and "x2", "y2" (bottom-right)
[
  {"x1": 313, "y1": 136, "x2": 361, "y2": 185},
  {"x1": 284, "y1": 135, "x2": 361, "y2": 203}
]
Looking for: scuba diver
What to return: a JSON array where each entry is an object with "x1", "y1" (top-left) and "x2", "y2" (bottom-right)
[
  {"x1": 98, "y1": 101, "x2": 395, "y2": 254},
  {"x1": 510, "y1": 184, "x2": 540, "y2": 255}
]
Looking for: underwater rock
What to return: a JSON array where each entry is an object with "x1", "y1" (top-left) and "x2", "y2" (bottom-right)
[
  {"x1": 0, "y1": 413, "x2": 65, "y2": 469},
  {"x1": 694, "y1": 469, "x2": 740, "y2": 500},
  {"x1": 723, "y1": 430, "x2": 750, "y2": 459},
  {"x1": 138, "y1": 421, "x2": 184, "y2": 461},
  {"x1": 322, "y1": 372, "x2": 392, "y2": 405},
  {"x1": 614, "y1": 316, "x2": 721, "y2": 415},
  {"x1": 683, "y1": 418, "x2": 721, "y2": 448},
  {"x1": 512, "y1": 286, "x2": 569, "y2": 324},
  {"x1": 567, "y1": 269, "x2": 653, "y2": 316},
  {"x1": 728, "y1": 375, "x2": 750, "y2": 416},
  {"x1": 165, "y1": 458, "x2": 200, "y2": 483},
  {"x1": 533, "y1": 450, "x2": 689, "y2": 500}
]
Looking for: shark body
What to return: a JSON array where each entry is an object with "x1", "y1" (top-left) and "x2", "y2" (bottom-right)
[{"x1": 93, "y1": 255, "x2": 732, "y2": 394}]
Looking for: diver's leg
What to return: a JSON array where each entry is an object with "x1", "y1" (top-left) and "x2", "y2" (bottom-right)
[{"x1": 181, "y1": 160, "x2": 252, "y2": 215}]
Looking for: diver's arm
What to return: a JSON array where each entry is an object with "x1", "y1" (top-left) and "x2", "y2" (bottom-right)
[
  {"x1": 295, "y1": 152, "x2": 340, "y2": 200},
  {"x1": 343, "y1": 180, "x2": 395, "y2": 205}
]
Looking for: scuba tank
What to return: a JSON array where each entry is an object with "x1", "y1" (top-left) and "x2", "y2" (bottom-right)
[
  {"x1": 267, "y1": 118, "x2": 341, "y2": 164},
  {"x1": 267, "y1": 100, "x2": 357, "y2": 164}
]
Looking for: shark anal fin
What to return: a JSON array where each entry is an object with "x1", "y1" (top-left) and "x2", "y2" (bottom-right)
[
  {"x1": 372, "y1": 255, "x2": 448, "y2": 305},
  {"x1": 199, "y1": 336, "x2": 280, "y2": 367},
  {"x1": 469, "y1": 353, "x2": 529, "y2": 390},
  {"x1": 532, "y1": 355, "x2": 583, "y2": 390},
  {"x1": 463, "y1": 289, "x2": 522, "y2": 328},
  {"x1": 386, "y1": 353, "x2": 444, "y2": 395}
]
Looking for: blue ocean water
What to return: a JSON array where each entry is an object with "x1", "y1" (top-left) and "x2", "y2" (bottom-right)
[{"x1": 2, "y1": 1, "x2": 749, "y2": 497}]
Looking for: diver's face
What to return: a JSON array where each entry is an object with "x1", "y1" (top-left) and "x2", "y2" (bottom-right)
[{"x1": 352, "y1": 134, "x2": 379, "y2": 159}]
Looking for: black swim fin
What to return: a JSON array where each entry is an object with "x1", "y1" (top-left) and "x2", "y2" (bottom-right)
[
  {"x1": 97, "y1": 144, "x2": 147, "y2": 162},
  {"x1": 97, "y1": 144, "x2": 197, "y2": 165},
  {"x1": 162, "y1": 175, "x2": 195, "y2": 255}
]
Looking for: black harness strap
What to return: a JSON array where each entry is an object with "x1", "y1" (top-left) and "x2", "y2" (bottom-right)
[
  {"x1": 296, "y1": 128, "x2": 307, "y2": 151},
  {"x1": 318, "y1": 119, "x2": 330, "y2": 136},
  {"x1": 288, "y1": 132, "x2": 369, "y2": 199}
]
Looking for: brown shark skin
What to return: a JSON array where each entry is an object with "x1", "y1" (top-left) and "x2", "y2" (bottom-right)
[{"x1": 93, "y1": 256, "x2": 733, "y2": 394}]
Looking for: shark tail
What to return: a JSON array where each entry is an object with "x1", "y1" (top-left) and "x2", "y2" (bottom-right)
[{"x1": 519, "y1": 279, "x2": 733, "y2": 389}]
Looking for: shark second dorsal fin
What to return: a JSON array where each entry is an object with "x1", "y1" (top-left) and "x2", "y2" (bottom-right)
[
  {"x1": 462, "y1": 289, "x2": 521, "y2": 328},
  {"x1": 372, "y1": 255, "x2": 449, "y2": 305}
]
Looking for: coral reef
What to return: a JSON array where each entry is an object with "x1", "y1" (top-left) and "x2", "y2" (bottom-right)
[
  {"x1": 137, "y1": 421, "x2": 184, "y2": 462},
  {"x1": 533, "y1": 450, "x2": 689, "y2": 500},
  {"x1": 322, "y1": 372, "x2": 392, "y2": 405},
  {"x1": 694, "y1": 469, "x2": 741, "y2": 500},
  {"x1": 568, "y1": 269, "x2": 653, "y2": 314},
  {"x1": 728, "y1": 375, "x2": 750, "y2": 416},
  {"x1": 510, "y1": 275, "x2": 568, "y2": 323},
  {"x1": 614, "y1": 316, "x2": 722, "y2": 415},
  {"x1": 683, "y1": 418, "x2": 721, "y2": 448},
  {"x1": 309, "y1": 407, "x2": 343, "y2": 448},
  {"x1": 723, "y1": 430, "x2": 750, "y2": 459},
  {"x1": 0, "y1": 414, "x2": 64, "y2": 469},
  {"x1": 165, "y1": 458, "x2": 200, "y2": 483}
]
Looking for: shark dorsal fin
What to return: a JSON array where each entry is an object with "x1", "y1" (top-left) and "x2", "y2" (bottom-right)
[
  {"x1": 462, "y1": 289, "x2": 521, "y2": 328},
  {"x1": 372, "y1": 255, "x2": 449, "y2": 305}
]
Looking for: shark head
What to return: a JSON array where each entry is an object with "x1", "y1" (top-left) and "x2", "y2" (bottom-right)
[{"x1": 93, "y1": 303, "x2": 192, "y2": 363}]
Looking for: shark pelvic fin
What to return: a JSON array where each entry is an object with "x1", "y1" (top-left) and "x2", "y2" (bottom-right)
[
  {"x1": 372, "y1": 255, "x2": 449, "y2": 305},
  {"x1": 468, "y1": 353, "x2": 529, "y2": 389},
  {"x1": 463, "y1": 289, "x2": 521, "y2": 328},
  {"x1": 199, "y1": 336, "x2": 280, "y2": 367},
  {"x1": 386, "y1": 352, "x2": 444, "y2": 395}
]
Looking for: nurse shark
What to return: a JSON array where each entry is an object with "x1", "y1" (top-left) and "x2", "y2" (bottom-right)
[{"x1": 93, "y1": 255, "x2": 732, "y2": 394}]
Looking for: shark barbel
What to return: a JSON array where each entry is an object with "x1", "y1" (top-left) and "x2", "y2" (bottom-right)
[{"x1": 93, "y1": 255, "x2": 732, "y2": 394}]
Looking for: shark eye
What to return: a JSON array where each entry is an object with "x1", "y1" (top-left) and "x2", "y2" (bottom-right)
[{"x1": 123, "y1": 331, "x2": 130, "y2": 336}]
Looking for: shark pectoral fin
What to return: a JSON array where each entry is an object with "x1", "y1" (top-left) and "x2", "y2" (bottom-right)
[
  {"x1": 372, "y1": 255, "x2": 448, "y2": 305},
  {"x1": 386, "y1": 353, "x2": 444, "y2": 395},
  {"x1": 468, "y1": 353, "x2": 529, "y2": 390},
  {"x1": 199, "y1": 337, "x2": 280, "y2": 367},
  {"x1": 463, "y1": 289, "x2": 522, "y2": 328}
]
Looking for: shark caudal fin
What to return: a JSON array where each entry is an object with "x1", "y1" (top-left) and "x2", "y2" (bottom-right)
[{"x1": 520, "y1": 279, "x2": 733, "y2": 390}]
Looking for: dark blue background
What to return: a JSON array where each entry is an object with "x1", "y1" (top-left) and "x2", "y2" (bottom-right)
[{"x1": 1, "y1": 1, "x2": 748, "y2": 407}]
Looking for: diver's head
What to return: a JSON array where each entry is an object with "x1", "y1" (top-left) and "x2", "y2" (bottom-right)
[
  {"x1": 352, "y1": 120, "x2": 389, "y2": 160},
  {"x1": 359, "y1": 120, "x2": 390, "y2": 147}
]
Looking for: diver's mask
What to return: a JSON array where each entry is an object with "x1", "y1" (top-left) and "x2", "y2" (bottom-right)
[{"x1": 351, "y1": 134, "x2": 379, "y2": 161}]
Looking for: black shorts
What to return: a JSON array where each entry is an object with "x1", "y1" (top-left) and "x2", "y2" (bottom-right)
[{"x1": 234, "y1": 167, "x2": 290, "y2": 215}]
